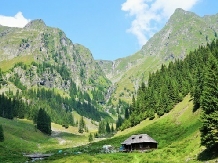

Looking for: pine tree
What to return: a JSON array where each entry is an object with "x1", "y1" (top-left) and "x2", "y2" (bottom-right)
[
  {"x1": 98, "y1": 120, "x2": 106, "y2": 135},
  {"x1": 192, "y1": 68, "x2": 204, "y2": 111},
  {"x1": 37, "y1": 108, "x2": 51, "y2": 135},
  {"x1": 78, "y1": 116, "x2": 85, "y2": 133},
  {"x1": 200, "y1": 53, "x2": 218, "y2": 149},
  {"x1": 106, "y1": 122, "x2": 111, "y2": 133},
  {"x1": 88, "y1": 133, "x2": 94, "y2": 142},
  {"x1": 124, "y1": 107, "x2": 129, "y2": 119},
  {"x1": 0, "y1": 124, "x2": 4, "y2": 142},
  {"x1": 111, "y1": 123, "x2": 114, "y2": 133}
]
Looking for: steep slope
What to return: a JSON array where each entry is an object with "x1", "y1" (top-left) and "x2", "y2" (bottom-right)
[
  {"x1": 0, "y1": 19, "x2": 112, "y2": 126},
  {"x1": 103, "y1": 8, "x2": 218, "y2": 104},
  {"x1": 0, "y1": 19, "x2": 110, "y2": 93},
  {"x1": 141, "y1": 8, "x2": 217, "y2": 59}
]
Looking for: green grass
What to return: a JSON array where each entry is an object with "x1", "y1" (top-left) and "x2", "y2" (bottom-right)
[
  {"x1": 112, "y1": 55, "x2": 162, "y2": 104},
  {"x1": 43, "y1": 95, "x2": 214, "y2": 163},
  {"x1": 0, "y1": 118, "x2": 91, "y2": 162},
  {"x1": 0, "y1": 96, "x2": 217, "y2": 163},
  {"x1": 0, "y1": 55, "x2": 34, "y2": 72}
]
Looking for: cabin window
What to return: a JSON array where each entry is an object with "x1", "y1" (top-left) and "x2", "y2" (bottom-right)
[{"x1": 139, "y1": 135, "x2": 142, "y2": 138}]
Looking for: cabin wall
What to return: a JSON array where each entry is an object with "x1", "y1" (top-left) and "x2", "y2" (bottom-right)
[{"x1": 123, "y1": 142, "x2": 157, "y2": 151}]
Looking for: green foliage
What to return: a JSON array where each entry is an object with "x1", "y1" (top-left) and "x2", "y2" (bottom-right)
[
  {"x1": 78, "y1": 116, "x2": 86, "y2": 133},
  {"x1": 200, "y1": 53, "x2": 218, "y2": 149},
  {"x1": 98, "y1": 120, "x2": 106, "y2": 135},
  {"x1": 37, "y1": 108, "x2": 51, "y2": 135},
  {"x1": 0, "y1": 124, "x2": 4, "y2": 142},
  {"x1": 123, "y1": 39, "x2": 218, "y2": 130},
  {"x1": 88, "y1": 133, "x2": 94, "y2": 142},
  {"x1": 106, "y1": 122, "x2": 111, "y2": 133},
  {"x1": 48, "y1": 95, "x2": 202, "y2": 162},
  {"x1": 33, "y1": 61, "x2": 71, "y2": 80},
  {"x1": 25, "y1": 87, "x2": 75, "y2": 125},
  {"x1": 116, "y1": 115, "x2": 124, "y2": 130},
  {"x1": 9, "y1": 73, "x2": 27, "y2": 90},
  {"x1": 0, "y1": 92, "x2": 28, "y2": 120}
]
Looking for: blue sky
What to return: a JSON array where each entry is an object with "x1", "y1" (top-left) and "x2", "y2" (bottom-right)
[{"x1": 0, "y1": 0, "x2": 218, "y2": 61}]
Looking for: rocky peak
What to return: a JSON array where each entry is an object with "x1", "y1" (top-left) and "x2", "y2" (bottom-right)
[{"x1": 24, "y1": 19, "x2": 46, "y2": 29}]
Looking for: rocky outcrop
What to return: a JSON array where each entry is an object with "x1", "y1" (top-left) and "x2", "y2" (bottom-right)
[{"x1": 0, "y1": 20, "x2": 111, "y2": 94}]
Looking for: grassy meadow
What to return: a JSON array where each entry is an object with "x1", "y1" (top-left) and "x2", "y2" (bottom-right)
[
  {"x1": 43, "y1": 95, "x2": 217, "y2": 163},
  {"x1": 0, "y1": 116, "x2": 95, "y2": 163},
  {"x1": 0, "y1": 55, "x2": 34, "y2": 72},
  {"x1": 1, "y1": 95, "x2": 218, "y2": 162}
]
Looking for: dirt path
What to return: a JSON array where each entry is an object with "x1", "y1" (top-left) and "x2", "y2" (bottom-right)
[{"x1": 51, "y1": 131, "x2": 66, "y2": 145}]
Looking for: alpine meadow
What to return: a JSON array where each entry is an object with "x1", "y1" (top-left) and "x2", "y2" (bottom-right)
[{"x1": 0, "y1": 6, "x2": 218, "y2": 163}]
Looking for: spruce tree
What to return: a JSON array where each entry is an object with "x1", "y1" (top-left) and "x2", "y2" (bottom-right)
[
  {"x1": 37, "y1": 108, "x2": 51, "y2": 135},
  {"x1": 192, "y1": 68, "x2": 204, "y2": 111},
  {"x1": 88, "y1": 133, "x2": 94, "y2": 142},
  {"x1": 111, "y1": 123, "x2": 114, "y2": 133},
  {"x1": 98, "y1": 120, "x2": 106, "y2": 135},
  {"x1": 124, "y1": 107, "x2": 129, "y2": 119},
  {"x1": 106, "y1": 122, "x2": 111, "y2": 133},
  {"x1": 78, "y1": 116, "x2": 85, "y2": 133},
  {"x1": 200, "y1": 53, "x2": 218, "y2": 149},
  {"x1": 0, "y1": 124, "x2": 4, "y2": 142}
]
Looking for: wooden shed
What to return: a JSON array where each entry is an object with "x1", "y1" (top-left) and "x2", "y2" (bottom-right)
[{"x1": 120, "y1": 134, "x2": 157, "y2": 152}]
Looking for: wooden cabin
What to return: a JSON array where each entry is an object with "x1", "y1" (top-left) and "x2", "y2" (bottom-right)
[{"x1": 120, "y1": 134, "x2": 157, "y2": 152}]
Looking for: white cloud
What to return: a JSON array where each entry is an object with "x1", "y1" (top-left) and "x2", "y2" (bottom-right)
[
  {"x1": 0, "y1": 12, "x2": 30, "y2": 28},
  {"x1": 122, "y1": 0, "x2": 199, "y2": 46}
]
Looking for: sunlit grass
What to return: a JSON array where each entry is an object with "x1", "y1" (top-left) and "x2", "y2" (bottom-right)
[
  {"x1": 44, "y1": 95, "x2": 207, "y2": 163},
  {"x1": 0, "y1": 55, "x2": 34, "y2": 72}
]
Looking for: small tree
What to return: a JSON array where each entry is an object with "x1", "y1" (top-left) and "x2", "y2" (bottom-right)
[
  {"x1": 111, "y1": 123, "x2": 114, "y2": 133},
  {"x1": 106, "y1": 122, "x2": 111, "y2": 133},
  {"x1": 0, "y1": 125, "x2": 4, "y2": 142},
  {"x1": 78, "y1": 116, "x2": 86, "y2": 133},
  {"x1": 88, "y1": 133, "x2": 94, "y2": 142}
]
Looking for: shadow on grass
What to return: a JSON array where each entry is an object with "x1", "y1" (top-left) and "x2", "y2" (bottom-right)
[{"x1": 197, "y1": 145, "x2": 218, "y2": 161}]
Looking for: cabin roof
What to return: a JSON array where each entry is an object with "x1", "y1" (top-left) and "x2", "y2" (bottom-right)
[{"x1": 121, "y1": 134, "x2": 157, "y2": 145}]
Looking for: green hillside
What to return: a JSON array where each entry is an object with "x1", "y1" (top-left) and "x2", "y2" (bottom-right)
[
  {"x1": 43, "y1": 95, "x2": 216, "y2": 163},
  {"x1": 0, "y1": 117, "x2": 92, "y2": 162},
  {"x1": 1, "y1": 96, "x2": 216, "y2": 162},
  {"x1": 100, "y1": 8, "x2": 218, "y2": 105},
  {"x1": 0, "y1": 19, "x2": 112, "y2": 127},
  {"x1": 0, "y1": 19, "x2": 111, "y2": 105}
]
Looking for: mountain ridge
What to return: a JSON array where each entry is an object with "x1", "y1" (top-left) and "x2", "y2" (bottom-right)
[
  {"x1": 99, "y1": 8, "x2": 218, "y2": 104},
  {"x1": 0, "y1": 19, "x2": 110, "y2": 93}
]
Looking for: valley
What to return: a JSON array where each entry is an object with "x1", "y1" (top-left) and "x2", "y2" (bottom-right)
[{"x1": 0, "y1": 8, "x2": 218, "y2": 163}]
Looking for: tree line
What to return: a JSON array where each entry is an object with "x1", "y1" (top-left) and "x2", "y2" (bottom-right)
[{"x1": 120, "y1": 39, "x2": 218, "y2": 150}]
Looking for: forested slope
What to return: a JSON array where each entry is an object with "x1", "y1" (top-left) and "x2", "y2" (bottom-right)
[{"x1": 120, "y1": 40, "x2": 218, "y2": 131}]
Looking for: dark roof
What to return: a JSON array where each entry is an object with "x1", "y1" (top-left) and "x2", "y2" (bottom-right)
[{"x1": 121, "y1": 134, "x2": 157, "y2": 145}]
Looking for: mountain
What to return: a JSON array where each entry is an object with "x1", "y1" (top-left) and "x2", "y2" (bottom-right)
[
  {"x1": 1, "y1": 8, "x2": 218, "y2": 162},
  {"x1": 0, "y1": 19, "x2": 112, "y2": 124},
  {"x1": 100, "y1": 8, "x2": 218, "y2": 104},
  {"x1": 0, "y1": 19, "x2": 110, "y2": 92}
]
